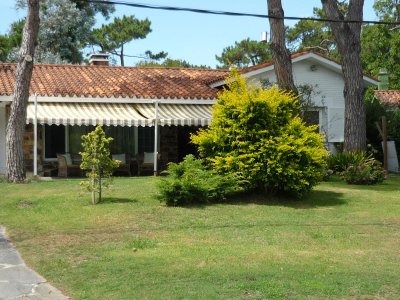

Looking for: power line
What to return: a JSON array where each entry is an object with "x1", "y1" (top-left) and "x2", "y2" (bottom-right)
[{"x1": 86, "y1": 0, "x2": 400, "y2": 26}]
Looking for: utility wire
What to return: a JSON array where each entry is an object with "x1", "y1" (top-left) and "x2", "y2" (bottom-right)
[{"x1": 86, "y1": 0, "x2": 400, "y2": 25}]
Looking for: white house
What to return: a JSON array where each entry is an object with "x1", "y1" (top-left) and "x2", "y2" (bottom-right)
[{"x1": 0, "y1": 51, "x2": 378, "y2": 175}]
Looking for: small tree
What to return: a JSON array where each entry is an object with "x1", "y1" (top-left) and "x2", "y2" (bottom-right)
[
  {"x1": 192, "y1": 71, "x2": 328, "y2": 197},
  {"x1": 80, "y1": 125, "x2": 119, "y2": 204}
]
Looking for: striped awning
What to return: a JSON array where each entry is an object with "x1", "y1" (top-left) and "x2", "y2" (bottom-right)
[
  {"x1": 26, "y1": 102, "x2": 151, "y2": 127},
  {"x1": 136, "y1": 103, "x2": 213, "y2": 126}
]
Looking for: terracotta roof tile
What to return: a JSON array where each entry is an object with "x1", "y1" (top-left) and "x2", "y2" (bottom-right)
[
  {"x1": 0, "y1": 63, "x2": 229, "y2": 100},
  {"x1": 375, "y1": 90, "x2": 400, "y2": 106}
]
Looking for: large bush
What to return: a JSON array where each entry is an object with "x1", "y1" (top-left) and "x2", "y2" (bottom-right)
[
  {"x1": 157, "y1": 155, "x2": 239, "y2": 206},
  {"x1": 191, "y1": 72, "x2": 328, "y2": 197}
]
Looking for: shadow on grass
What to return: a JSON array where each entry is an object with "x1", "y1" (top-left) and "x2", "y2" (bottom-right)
[
  {"x1": 100, "y1": 197, "x2": 138, "y2": 204},
  {"x1": 179, "y1": 189, "x2": 346, "y2": 210},
  {"x1": 221, "y1": 189, "x2": 346, "y2": 209}
]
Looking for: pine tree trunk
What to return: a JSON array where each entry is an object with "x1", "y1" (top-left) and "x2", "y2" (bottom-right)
[
  {"x1": 6, "y1": 0, "x2": 40, "y2": 182},
  {"x1": 321, "y1": 0, "x2": 366, "y2": 151},
  {"x1": 267, "y1": 0, "x2": 297, "y2": 92},
  {"x1": 120, "y1": 44, "x2": 124, "y2": 66}
]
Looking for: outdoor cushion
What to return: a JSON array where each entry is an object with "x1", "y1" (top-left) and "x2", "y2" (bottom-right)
[
  {"x1": 143, "y1": 152, "x2": 154, "y2": 164},
  {"x1": 112, "y1": 154, "x2": 126, "y2": 164},
  {"x1": 64, "y1": 153, "x2": 72, "y2": 165}
]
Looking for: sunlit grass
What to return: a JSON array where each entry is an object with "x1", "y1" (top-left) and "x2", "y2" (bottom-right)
[{"x1": 1, "y1": 176, "x2": 399, "y2": 299}]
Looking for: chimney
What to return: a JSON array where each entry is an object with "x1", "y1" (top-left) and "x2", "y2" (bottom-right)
[
  {"x1": 378, "y1": 68, "x2": 389, "y2": 90},
  {"x1": 89, "y1": 53, "x2": 109, "y2": 66}
]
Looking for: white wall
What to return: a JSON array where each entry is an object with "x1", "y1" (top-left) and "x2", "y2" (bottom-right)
[
  {"x1": 246, "y1": 59, "x2": 346, "y2": 143},
  {"x1": 0, "y1": 106, "x2": 6, "y2": 174}
]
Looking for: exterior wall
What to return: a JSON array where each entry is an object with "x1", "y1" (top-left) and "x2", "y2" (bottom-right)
[
  {"x1": 0, "y1": 106, "x2": 6, "y2": 174},
  {"x1": 160, "y1": 126, "x2": 178, "y2": 165},
  {"x1": 246, "y1": 60, "x2": 346, "y2": 143},
  {"x1": 23, "y1": 124, "x2": 43, "y2": 173}
]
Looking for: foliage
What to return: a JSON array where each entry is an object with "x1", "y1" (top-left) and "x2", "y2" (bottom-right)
[
  {"x1": 0, "y1": 20, "x2": 24, "y2": 62},
  {"x1": 287, "y1": 7, "x2": 339, "y2": 59},
  {"x1": 192, "y1": 71, "x2": 328, "y2": 197},
  {"x1": 15, "y1": 0, "x2": 114, "y2": 64},
  {"x1": 91, "y1": 15, "x2": 151, "y2": 66},
  {"x1": 216, "y1": 38, "x2": 272, "y2": 68},
  {"x1": 80, "y1": 125, "x2": 119, "y2": 204},
  {"x1": 157, "y1": 155, "x2": 239, "y2": 206},
  {"x1": 327, "y1": 151, "x2": 375, "y2": 173},
  {"x1": 136, "y1": 57, "x2": 210, "y2": 69},
  {"x1": 341, "y1": 160, "x2": 385, "y2": 185}
]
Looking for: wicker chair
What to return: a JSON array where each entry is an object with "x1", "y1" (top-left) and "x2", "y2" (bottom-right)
[
  {"x1": 112, "y1": 153, "x2": 131, "y2": 176},
  {"x1": 57, "y1": 153, "x2": 82, "y2": 177},
  {"x1": 136, "y1": 152, "x2": 162, "y2": 175}
]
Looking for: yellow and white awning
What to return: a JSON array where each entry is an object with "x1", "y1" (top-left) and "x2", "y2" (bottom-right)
[
  {"x1": 26, "y1": 102, "x2": 151, "y2": 127},
  {"x1": 136, "y1": 103, "x2": 213, "y2": 126}
]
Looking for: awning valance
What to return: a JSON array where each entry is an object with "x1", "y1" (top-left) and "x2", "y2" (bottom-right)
[
  {"x1": 136, "y1": 103, "x2": 213, "y2": 126},
  {"x1": 26, "y1": 102, "x2": 213, "y2": 127},
  {"x1": 26, "y1": 102, "x2": 151, "y2": 127}
]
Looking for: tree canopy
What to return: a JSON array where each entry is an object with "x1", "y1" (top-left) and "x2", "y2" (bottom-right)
[
  {"x1": 91, "y1": 15, "x2": 151, "y2": 66},
  {"x1": 215, "y1": 38, "x2": 272, "y2": 68}
]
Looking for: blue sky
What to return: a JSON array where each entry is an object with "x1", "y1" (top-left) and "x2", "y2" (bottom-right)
[{"x1": 0, "y1": 0, "x2": 376, "y2": 67}]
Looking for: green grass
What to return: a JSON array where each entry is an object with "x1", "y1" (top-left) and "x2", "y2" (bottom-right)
[{"x1": 1, "y1": 176, "x2": 400, "y2": 299}]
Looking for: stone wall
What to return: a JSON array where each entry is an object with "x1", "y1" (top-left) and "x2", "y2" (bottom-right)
[
  {"x1": 23, "y1": 124, "x2": 43, "y2": 173},
  {"x1": 160, "y1": 126, "x2": 178, "y2": 165}
]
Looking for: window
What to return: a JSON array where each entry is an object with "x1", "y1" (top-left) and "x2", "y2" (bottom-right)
[
  {"x1": 69, "y1": 125, "x2": 94, "y2": 155},
  {"x1": 138, "y1": 127, "x2": 154, "y2": 153},
  {"x1": 302, "y1": 110, "x2": 320, "y2": 132},
  {"x1": 44, "y1": 125, "x2": 65, "y2": 159},
  {"x1": 104, "y1": 126, "x2": 136, "y2": 155}
]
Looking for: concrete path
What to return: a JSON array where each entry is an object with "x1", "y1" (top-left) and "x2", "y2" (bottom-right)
[{"x1": 0, "y1": 226, "x2": 70, "y2": 300}]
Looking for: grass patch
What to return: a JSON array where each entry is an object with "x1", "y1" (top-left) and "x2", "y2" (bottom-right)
[{"x1": 0, "y1": 176, "x2": 400, "y2": 299}]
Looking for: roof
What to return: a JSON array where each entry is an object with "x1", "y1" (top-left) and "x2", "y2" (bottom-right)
[
  {"x1": 374, "y1": 90, "x2": 400, "y2": 106},
  {"x1": 226, "y1": 51, "x2": 377, "y2": 86},
  {"x1": 0, "y1": 63, "x2": 229, "y2": 100}
]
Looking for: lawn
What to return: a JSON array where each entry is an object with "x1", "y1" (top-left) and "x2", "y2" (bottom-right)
[{"x1": 0, "y1": 176, "x2": 399, "y2": 299}]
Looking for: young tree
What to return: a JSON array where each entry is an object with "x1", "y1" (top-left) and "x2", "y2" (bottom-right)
[
  {"x1": 91, "y1": 15, "x2": 151, "y2": 66},
  {"x1": 267, "y1": 0, "x2": 297, "y2": 92},
  {"x1": 6, "y1": 0, "x2": 40, "y2": 183},
  {"x1": 215, "y1": 38, "x2": 272, "y2": 68},
  {"x1": 321, "y1": 0, "x2": 366, "y2": 151},
  {"x1": 80, "y1": 125, "x2": 119, "y2": 205},
  {"x1": 192, "y1": 72, "x2": 328, "y2": 197}
]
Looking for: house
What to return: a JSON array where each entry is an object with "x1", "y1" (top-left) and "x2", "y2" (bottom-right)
[{"x1": 0, "y1": 52, "x2": 378, "y2": 175}]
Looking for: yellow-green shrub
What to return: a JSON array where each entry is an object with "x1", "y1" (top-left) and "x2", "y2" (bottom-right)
[{"x1": 191, "y1": 71, "x2": 328, "y2": 197}]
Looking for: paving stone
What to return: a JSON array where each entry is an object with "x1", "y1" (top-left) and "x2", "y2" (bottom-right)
[{"x1": 0, "y1": 226, "x2": 69, "y2": 300}]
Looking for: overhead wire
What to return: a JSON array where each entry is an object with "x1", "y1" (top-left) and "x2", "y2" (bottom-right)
[{"x1": 86, "y1": 0, "x2": 400, "y2": 26}]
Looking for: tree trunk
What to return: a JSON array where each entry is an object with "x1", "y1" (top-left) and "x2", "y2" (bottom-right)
[
  {"x1": 6, "y1": 0, "x2": 40, "y2": 182},
  {"x1": 321, "y1": 0, "x2": 366, "y2": 151},
  {"x1": 120, "y1": 44, "x2": 124, "y2": 66},
  {"x1": 267, "y1": 0, "x2": 297, "y2": 92}
]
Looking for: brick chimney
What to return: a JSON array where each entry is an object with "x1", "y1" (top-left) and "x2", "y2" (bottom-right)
[{"x1": 89, "y1": 53, "x2": 109, "y2": 66}]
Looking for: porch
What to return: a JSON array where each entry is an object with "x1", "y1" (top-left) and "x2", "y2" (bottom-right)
[{"x1": 20, "y1": 100, "x2": 213, "y2": 177}]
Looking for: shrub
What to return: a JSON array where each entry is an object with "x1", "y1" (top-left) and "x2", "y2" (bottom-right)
[
  {"x1": 191, "y1": 71, "x2": 328, "y2": 197},
  {"x1": 341, "y1": 160, "x2": 385, "y2": 185},
  {"x1": 157, "y1": 155, "x2": 239, "y2": 206},
  {"x1": 327, "y1": 151, "x2": 372, "y2": 173}
]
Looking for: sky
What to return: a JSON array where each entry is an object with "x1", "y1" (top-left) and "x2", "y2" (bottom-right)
[{"x1": 0, "y1": 0, "x2": 377, "y2": 67}]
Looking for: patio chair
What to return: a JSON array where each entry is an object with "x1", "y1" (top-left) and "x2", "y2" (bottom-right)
[
  {"x1": 112, "y1": 153, "x2": 131, "y2": 176},
  {"x1": 137, "y1": 152, "x2": 161, "y2": 175},
  {"x1": 57, "y1": 153, "x2": 82, "y2": 177}
]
